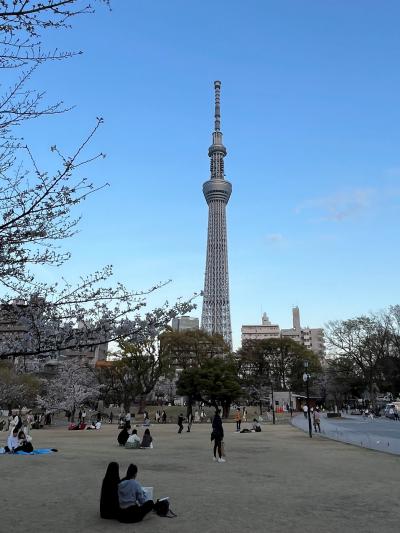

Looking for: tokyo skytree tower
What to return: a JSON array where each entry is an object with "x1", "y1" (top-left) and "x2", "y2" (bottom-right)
[{"x1": 201, "y1": 81, "x2": 232, "y2": 348}]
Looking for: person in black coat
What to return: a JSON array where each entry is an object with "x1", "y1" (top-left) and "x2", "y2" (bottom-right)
[
  {"x1": 211, "y1": 410, "x2": 225, "y2": 462},
  {"x1": 117, "y1": 427, "x2": 130, "y2": 446},
  {"x1": 100, "y1": 462, "x2": 120, "y2": 519}
]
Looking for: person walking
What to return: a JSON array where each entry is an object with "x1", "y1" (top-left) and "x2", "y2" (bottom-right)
[
  {"x1": 177, "y1": 413, "x2": 184, "y2": 434},
  {"x1": 82, "y1": 410, "x2": 86, "y2": 424},
  {"x1": 235, "y1": 408, "x2": 242, "y2": 432},
  {"x1": 313, "y1": 408, "x2": 321, "y2": 433},
  {"x1": 161, "y1": 410, "x2": 167, "y2": 424},
  {"x1": 211, "y1": 410, "x2": 225, "y2": 463},
  {"x1": 303, "y1": 404, "x2": 308, "y2": 419},
  {"x1": 109, "y1": 411, "x2": 114, "y2": 424}
]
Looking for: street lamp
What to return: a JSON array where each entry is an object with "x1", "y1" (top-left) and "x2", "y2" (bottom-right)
[
  {"x1": 271, "y1": 380, "x2": 276, "y2": 425},
  {"x1": 303, "y1": 360, "x2": 312, "y2": 438}
]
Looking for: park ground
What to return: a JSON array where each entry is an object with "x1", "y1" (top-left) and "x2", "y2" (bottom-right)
[{"x1": 1, "y1": 421, "x2": 400, "y2": 533}]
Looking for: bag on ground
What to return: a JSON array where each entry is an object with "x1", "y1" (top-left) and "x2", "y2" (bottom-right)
[{"x1": 154, "y1": 498, "x2": 177, "y2": 518}]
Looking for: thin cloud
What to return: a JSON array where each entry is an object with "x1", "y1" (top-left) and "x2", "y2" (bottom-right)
[
  {"x1": 265, "y1": 233, "x2": 284, "y2": 244},
  {"x1": 295, "y1": 188, "x2": 375, "y2": 222}
]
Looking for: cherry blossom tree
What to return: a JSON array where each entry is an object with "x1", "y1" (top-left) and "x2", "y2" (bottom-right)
[
  {"x1": 0, "y1": 1, "x2": 197, "y2": 366},
  {"x1": 37, "y1": 358, "x2": 101, "y2": 420}
]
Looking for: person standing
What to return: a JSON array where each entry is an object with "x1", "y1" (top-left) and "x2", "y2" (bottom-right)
[
  {"x1": 303, "y1": 404, "x2": 308, "y2": 419},
  {"x1": 78, "y1": 410, "x2": 82, "y2": 423},
  {"x1": 177, "y1": 413, "x2": 184, "y2": 434},
  {"x1": 212, "y1": 410, "x2": 225, "y2": 463},
  {"x1": 82, "y1": 410, "x2": 86, "y2": 424},
  {"x1": 242, "y1": 407, "x2": 247, "y2": 422},
  {"x1": 235, "y1": 408, "x2": 242, "y2": 432},
  {"x1": 161, "y1": 410, "x2": 167, "y2": 424},
  {"x1": 109, "y1": 411, "x2": 114, "y2": 424},
  {"x1": 24, "y1": 412, "x2": 33, "y2": 435},
  {"x1": 187, "y1": 412, "x2": 193, "y2": 432}
]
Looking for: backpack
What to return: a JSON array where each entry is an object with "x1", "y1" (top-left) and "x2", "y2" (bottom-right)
[{"x1": 154, "y1": 498, "x2": 177, "y2": 518}]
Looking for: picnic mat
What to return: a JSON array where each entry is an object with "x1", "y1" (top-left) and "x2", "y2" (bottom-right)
[{"x1": 15, "y1": 448, "x2": 57, "y2": 455}]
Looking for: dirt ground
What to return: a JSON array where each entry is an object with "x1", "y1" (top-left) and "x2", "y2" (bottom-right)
[{"x1": 1, "y1": 422, "x2": 399, "y2": 533}]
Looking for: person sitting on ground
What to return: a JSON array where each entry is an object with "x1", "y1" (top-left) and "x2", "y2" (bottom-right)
[
  {"x1": 100, "y1": 461, "x2": 121, "y2": 520},
  {"x1": 125, "y1": 429, "x2": 141, "y2": 449},
  {"x1": 12, "y1": 430, "x2": 34, "y2": 453},
  {"x1": 4, "y1": 429, "x2": 19, "y2": 453},
  {"x1": 118, "y1": 464, "x2": 154, "y2": 523},
  {"x1": 252, "y1": 419, "x2": 262, "y2": 432},
  {"x1": 69, "y1": 421, "x2": 85, "y2": 430},
  {"x1": 87, "y1": 420, "x2": 102, "y2": 430},
  {"x1": 143, "y1": 416, "x2": 150, "y2": 427},
  {"x1": 117, "y1": 426, "x2": 130, "y2": 447},
  {"x1": 140, "y1": 428, "x2": 153, "y2": 449}
]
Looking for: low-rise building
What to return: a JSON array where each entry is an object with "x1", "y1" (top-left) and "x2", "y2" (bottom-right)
[{"x1": 171, "y1": 316, "x2": 199, "y2": 332}]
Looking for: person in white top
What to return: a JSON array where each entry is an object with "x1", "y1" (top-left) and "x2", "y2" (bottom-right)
[
  {"x1": 303, "y1": 405, "x2": 308, "y2": 419},
  {"x1": 5, "y1": 430, "x2": 19, "y2": 452}
]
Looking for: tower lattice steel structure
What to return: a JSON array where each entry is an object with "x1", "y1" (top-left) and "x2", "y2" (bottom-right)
[{"x1": 201, "y1": 81, "x2": 232, "y2": 348}]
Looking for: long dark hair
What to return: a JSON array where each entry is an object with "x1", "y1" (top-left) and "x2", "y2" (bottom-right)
[
  {"x1": 103, "y1": 462, "x2": 120, "y2": 484},
  {"x1": 100, "y1": 462, "x2": 120, "y2": 519}
]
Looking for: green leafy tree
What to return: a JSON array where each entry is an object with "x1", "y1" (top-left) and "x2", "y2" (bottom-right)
[
  {"x1": 160, "y1": 329, "x2": 230, "y2": 370},
  {"x1": 111, "y1": 338, "x2": 176, "y2": 413},
  {"x1": 177, "y1": 358, "x2": 242, "y2": 418},
  {"x1": 238, "y1": 337, "x2": 321, "y2": 400}
]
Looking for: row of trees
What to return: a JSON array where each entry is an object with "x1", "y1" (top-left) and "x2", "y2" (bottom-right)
[
  {"x1": 4, "y1": 306, "x2": 400, "y2": 416},
  {"x1": 324, "y1": 306, "x2": 400, "y2": 405}
]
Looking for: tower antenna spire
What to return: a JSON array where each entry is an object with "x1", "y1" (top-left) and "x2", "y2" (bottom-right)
[
  {"x1": 202, "y1": 81, "x2": 232, "y2": 348},
  {"x1": 214, "y1": 80, "x2": 221, "y2": 131}
]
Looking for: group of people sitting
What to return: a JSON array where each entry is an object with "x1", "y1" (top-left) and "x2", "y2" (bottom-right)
[
  {"x1": 3, "y1": 428, "x2": 34, "y2": 454},
  {"x1": 100, "y1": 462, "x2": 154, "y2": 523},
  {"x1": 239, "y1": 419, "x2": 262, "y2": 433},
  {"x1": 118, "y1": 427, "x2": 153, "y2": 449}
]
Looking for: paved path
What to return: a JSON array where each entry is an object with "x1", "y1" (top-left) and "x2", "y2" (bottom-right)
[
  {"x1": 292, "y1": 412, "x2": 400, "y2": 454},
  {"x1": 1, "y1": 423, "x2": 400, "y2": 532}
]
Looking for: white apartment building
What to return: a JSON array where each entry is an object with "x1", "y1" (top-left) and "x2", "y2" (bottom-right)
[
  {"x1": 171, "y1": 316, "x2": 199, "y2": 332},
  {"x1": 241, "y1": 307, "x2": 325, "y2": 357},
  {"x1": 241, "y1": 313, "x2": 280, "y2": 341}
]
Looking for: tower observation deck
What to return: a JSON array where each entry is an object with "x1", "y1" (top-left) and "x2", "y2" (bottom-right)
[{"x1": 201, "y1": 81, "x2": 232, "y2": 348}]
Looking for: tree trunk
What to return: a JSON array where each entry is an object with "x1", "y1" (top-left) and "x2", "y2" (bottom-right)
[
  {"x1": 222, "y1": 401, "x2": 230, "y2": 419},
  {"x1": 186, "y1": 398, "x2": 193, "y2": 418},
  {"x1": 138, "y1": 396, "x2": 147, "y2": 415}
]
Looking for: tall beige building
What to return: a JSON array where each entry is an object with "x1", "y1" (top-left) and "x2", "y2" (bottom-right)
[{"x1": 241, "y1": 306, "x2": 325, "y2": 357}]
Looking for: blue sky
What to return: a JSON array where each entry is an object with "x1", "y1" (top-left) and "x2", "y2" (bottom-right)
[{"x1": 16, "y1": 0, "x2": 400, "y2": 348}]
